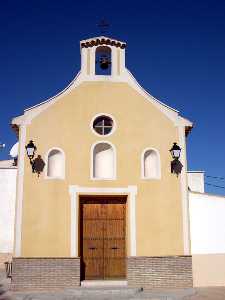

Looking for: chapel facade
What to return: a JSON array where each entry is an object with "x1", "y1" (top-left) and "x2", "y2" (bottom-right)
[{"x1": 11, "y1": 36, "x2": 193, "y2": 290}]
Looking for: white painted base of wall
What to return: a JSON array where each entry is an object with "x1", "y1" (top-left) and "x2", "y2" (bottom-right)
[{"x1": 192, "y1": 254, "x2": 225, "y2": 287}]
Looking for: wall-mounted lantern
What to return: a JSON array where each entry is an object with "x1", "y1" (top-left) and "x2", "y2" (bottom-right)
[
  {"x1": 25, "y1": 140, "x2": 37, "y2": 161},
  {"x1": 169, "y1": 142, "x2": 183, "y2": 176},
  {"x1": 170, "y1": 142, "x2": 181, "y2": 159},
  {"x1": 25, "y1": 140, "x2": 45, "y2": 177}
]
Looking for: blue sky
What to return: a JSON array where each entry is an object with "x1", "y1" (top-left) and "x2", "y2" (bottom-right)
[{"x1": 0, "y1": 0, "x2": 224, "y2": 195}]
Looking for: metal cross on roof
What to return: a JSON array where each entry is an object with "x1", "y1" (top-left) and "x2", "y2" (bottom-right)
[{"x1": 98, "y1": 19, "x2": 110, "y2": 34}]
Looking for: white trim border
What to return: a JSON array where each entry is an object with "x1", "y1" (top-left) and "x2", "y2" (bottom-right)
[
  {"x1": 14, "y1": 124, "x2": 27, "y2": 256},
  {"x1": 178, "y1": 125, "x2": 191, "y2": 254},
  {"x1": 69, "y1": 185, "x2": 137, "y2": 257}
]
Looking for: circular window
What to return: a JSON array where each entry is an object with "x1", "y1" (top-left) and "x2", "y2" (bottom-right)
[{"x1": 93, "y1": 115, "x2": 114, "y2": 136}]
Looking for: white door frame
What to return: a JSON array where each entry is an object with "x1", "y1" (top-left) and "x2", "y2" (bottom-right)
[{"x1": 69, "y1": 185, "x2": 137, "y2": 257}]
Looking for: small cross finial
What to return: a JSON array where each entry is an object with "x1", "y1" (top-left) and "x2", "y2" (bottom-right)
[
  {"x1": 0, "y1": 142, "x2": 5, "y2": 149},
  {"x1": 98, "y1": 19, "x2": 110, "y2": 34}
]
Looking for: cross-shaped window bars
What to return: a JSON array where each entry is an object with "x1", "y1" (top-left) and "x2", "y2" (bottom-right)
[{"x1": 93, "y1": 116, "x2": 113, "y2": 135}]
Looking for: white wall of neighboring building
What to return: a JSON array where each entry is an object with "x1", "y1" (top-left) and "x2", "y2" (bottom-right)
[
  {"x1": 0, "y1": 160, "x2": 17, "y2": 253},
  {"x1": 187, "y1": 171, "x2": 205, "y2": 193},
  {"x1": 189, "y1": 190, "x2": 225, "y2": 287},
  {"x1": 189, "y1": 191, "x2": 225, "y2": 254}
]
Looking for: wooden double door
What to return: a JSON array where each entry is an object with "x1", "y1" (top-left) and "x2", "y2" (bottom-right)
[{"x1": 80, "y1": 196, "x2": 127, "y2": 280}]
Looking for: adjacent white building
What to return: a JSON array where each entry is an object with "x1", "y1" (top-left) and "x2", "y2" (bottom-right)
[
  {"x1": 188, "y1": 171, "x2": 225, "y2": 286},
  {"x1": 0, "y1": 160, "x2": 17, "y2": 267}
]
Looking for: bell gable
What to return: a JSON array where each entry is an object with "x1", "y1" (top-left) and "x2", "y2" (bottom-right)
[{"x1": 12, "y1": 36, "x2": 192, "y2": 134}]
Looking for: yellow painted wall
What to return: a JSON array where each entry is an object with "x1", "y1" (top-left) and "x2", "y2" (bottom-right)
[{"x1": 20, "y1": 82, "x2": 184, "y2": 257}]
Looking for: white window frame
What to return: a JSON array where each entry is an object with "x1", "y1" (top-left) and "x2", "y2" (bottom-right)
[
  {"x1": 45, "y1": 147, "x2": 65, "y2": 180},
  {"x1": 141, "y1": 147, "x2": 161, "y2": 180},
  {"x1": 91, "y1": 141, "x2": 117, "y2": 180}
]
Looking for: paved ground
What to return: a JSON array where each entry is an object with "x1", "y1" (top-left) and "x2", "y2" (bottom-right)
[
  {"x1": 1, "y1": 269, "x2": 225, "y2": 300},
  {"x1": 8, "y1": 286, "x2": 225, "y2": 300}
]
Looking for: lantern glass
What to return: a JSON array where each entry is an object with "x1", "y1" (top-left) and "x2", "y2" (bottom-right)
[
  {"x1": 172, "y1": 149, "x2": 181, "y2": 159},
  {"x1": 26, "y1": 140, "x2": 36, "y2": 159},
  {"x1": 170, "y1": 143, "x2": 181, "y2": 159},
  {"x1": 27, "y1": 147, "x2": 34, "y2": 157}
]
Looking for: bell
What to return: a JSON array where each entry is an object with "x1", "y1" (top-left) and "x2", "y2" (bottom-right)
[{"x1": 100, "y1": 57, "x2": 110, "y2": 70}]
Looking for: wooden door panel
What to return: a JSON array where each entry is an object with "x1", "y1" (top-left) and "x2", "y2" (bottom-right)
[
  {"x1": 104, "y1": 203, "x2": 125, "y2": 219},
  {"x1": 104, "y1": 220, "x2": 125, "y2": 238},
  {"x1": 80, "y1": 197, "x2": 126, "y2": 280},
  {"x1": 83, "y1": 220, "x2": 103, "y2": 239},
  {"x1": 104, "y1": 239, "x2": 125, "y2": 257},
  {"x1": 83, "y1": 239, "x2": 103, "y2": 258},
  {"x1": 83, "y1": 239, "x2": 104, "y2": 279},
  {"x1": 84, "y1": 258, "x2": 104, "y2": 279},
  {"x1": 104, "y1": 221, "x2": 126, "y2": 278},
  {"x1": 104, "y1": 258, "x2": 126, "y2": 279},
  {"x1": 82, "y1": 204, "x2": 104, "y2": 279},
  {"x1": 82, "y1": 203, "x2": 102, "y2": 219}
]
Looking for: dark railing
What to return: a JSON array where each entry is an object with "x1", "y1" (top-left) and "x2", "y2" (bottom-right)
[{"x1": 4, "y1": 262, "x2": 12, "y2": 279}]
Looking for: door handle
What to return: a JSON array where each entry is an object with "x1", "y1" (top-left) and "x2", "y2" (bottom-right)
[
  {"x1": 111, "y1": 247, "x2": 118, "y2": 250},
  {"x1": 89, "y1": 247, "x2": 96, "y2": 250}
]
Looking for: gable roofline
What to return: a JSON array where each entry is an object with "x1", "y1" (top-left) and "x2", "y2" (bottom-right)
[
  {"x1": 22, "y1": 69, "x2": 178, "y2": 115},
  {"x1": 24, "y1": 72, "x2": 81, "y2": 113},
  {"x1": 11, "y1": 54, "x2": 192, "y2": 132},
  {"x1": 11, "y1": 69, "x2": 193, "y2": 131},
  {"x1": 126, "y1": 69, "x2": 179, "y2": 113},
  {"x1": 125, "y1": 69, "x2": 193, "y2": 134}
]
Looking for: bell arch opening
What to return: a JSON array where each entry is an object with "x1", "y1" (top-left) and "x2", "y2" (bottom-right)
[{"x1": 95, "y1": 46, "x2": 112, "y2": 75}]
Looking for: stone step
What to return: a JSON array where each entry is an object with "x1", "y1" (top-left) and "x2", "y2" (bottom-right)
[{"x1": 81, "y1": 280, "x2": 128, "y2": 287}]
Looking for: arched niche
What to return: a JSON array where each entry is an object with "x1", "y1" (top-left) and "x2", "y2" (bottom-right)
[
  {"x1": 142, "y1": 148, "x2": 161, "y2": 179},
  {"x1": 92, "y1": 142, "x2": 116, "y2": 179},
  {"x1": 46, "y1": 148, "x2": 65, "y2": 179}
]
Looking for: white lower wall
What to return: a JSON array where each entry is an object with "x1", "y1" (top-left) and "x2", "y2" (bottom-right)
[
  {"x1": 189, "y1": 191, "x2": 225, "y2": 286},
  {"x1": 189, "y1": 191, "x2": 225, "y2": 254},
  {"x1": 192, "y1": 254, "x2": 225, "y2": 287},
  {"x1": 0, "y1": 168, "x2": 17, "y2": 253}
]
